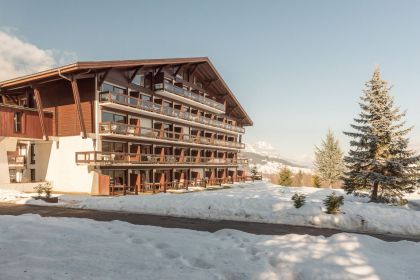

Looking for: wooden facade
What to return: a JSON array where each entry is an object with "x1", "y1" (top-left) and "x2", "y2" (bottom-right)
[
  {"x1": 0, "y1": 57, "x2": 252, "y2": 194},
  {"x1": 0, "y1": 104, "x2": 53, "y2": 139}
]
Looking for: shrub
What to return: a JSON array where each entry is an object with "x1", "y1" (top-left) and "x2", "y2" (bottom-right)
[
  {"x1": 291, "y1": 193, "x2": 306, "y2": 208},
  {"x1": 323, "y1": 192, "x2": 344, "y2": 214},
  {"x1": 33, "y1": 184, "x2": 44, "y2": 198},
  {"x1": 33, "y1": 182, "x2": 53, "y2": 198},
  {"x1": 43, "y1": 182, "x2": 53, "y2": 198}
]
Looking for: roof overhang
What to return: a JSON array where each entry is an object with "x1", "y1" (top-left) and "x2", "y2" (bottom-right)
[{"x1": 0, "y1": 57, "x2": 253, "y2": 126}]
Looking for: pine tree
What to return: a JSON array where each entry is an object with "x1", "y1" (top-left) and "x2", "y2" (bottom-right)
[
  {"x1": 343, "y1": 67, "x2": 420, "y2": 202},
  {"x1": 312, "y1": 175, "x2": 322, "y2": 188},
  {"x1": 278, "y1": 167, "x2": 293, "y2": 186},
  {"x1": 293, "y1": 170, "x2": 304, "y2": 187},
  {"x1": 314, "y1": 130, "x2": 344, "y2": 187}
]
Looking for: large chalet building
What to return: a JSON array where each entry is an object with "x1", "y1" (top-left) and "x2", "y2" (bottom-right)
[{"x1": 0, "y1": 57, "x2": 252, "y2": 195}]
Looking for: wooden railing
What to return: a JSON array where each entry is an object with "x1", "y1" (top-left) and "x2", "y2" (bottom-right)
[
  {"x1": 99, "y1": 91, "x2": 244, "y2": 133},
  {"x1": 7, "y1": 155, "x2": 26, "y2": 166},
  {"x1": 76, "y1": 151, "x2": 247, "y2": 165},
  {"x1": 155, "y1": 80, "x2": 226, "y2": 111},
  {"x1": 99, "y1": 122, "x2": 245, "y2": 149},
  {"x1": 110, "y1": 177, "x2": 249, "y2": 195}
]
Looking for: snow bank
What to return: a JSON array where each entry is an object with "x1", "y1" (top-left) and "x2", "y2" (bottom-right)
[
  {"x1": 0, "y1": 214, "x2": 418, "y2": 280},
  {"x1": 2, "y1": 182, "x2": 420, "y2": 237}
]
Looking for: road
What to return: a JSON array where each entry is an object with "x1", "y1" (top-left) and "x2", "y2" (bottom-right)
[{"x1": 0, "y1": 203, "x2": 418, "y2": 242}]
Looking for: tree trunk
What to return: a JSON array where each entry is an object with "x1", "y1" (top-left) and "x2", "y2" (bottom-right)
[{"x1": 371, "y1": 182, "x2": 379, "y2": 201}]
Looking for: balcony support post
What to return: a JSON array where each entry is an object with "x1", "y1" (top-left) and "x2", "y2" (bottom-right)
[
  {"x1": 70, "y1": 78, "x2": 87, "y2": 138},
  {"x1": 33, "y1": 87, "x2": 48, "y2": 141}
]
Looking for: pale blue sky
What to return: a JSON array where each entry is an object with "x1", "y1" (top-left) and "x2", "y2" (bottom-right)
[{"x1": 1, "y1": 0, "x2": 420, "y2": 164}]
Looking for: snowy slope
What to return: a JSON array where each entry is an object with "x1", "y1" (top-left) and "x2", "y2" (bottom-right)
[
  {"x1": 0, "y1": 214, "x2": 419, "y2": 280},
  {"x1": 3, "y1": 181, "x2": 420, "y2": 236},
  {"x1": 243, "y1": 141, "x2": 312, "y2": 174}
]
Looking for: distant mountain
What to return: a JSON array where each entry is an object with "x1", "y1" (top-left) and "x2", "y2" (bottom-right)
[{"x1": 241, "y1": 141, "x2": 312, "y2": 175}]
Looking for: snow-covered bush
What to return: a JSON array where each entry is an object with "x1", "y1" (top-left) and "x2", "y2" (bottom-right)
[
  {"x1": 33, "y1": 182, "x2": 53, "y2": 198},
  {"x1": 291, "y1": 193, "x2": 306, "y2": 208},
  {"x1": 323, "y1": 192, "x2": 344, "y2": 214}
]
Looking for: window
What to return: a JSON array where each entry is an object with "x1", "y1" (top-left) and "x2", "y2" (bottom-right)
[
  {"x1": 101, "y1": 83, "x2": 127, "y2": 95},
  {"x1": 102, "y1": 141, "x2": 126, "y2": 153},
  {"x1": 13, "y1": 112, "x2": 22, "y2": 133},
  {"x1": 132, "y1": 75, "x2": 144, "y2": 86},
  {"x1": 9, "y1": 169, "x2": 16, "y2": 183},
  {"x1": 101, "y1": 112, "x2": 127, "y2": 123},
  {"x1": 103, "y1": 170, "x2": 126, "y2": 186},
  {"x1": 30, "y1": 144, "x2": 35, "y2": 164},
  {"x1": 30, "y1": 169, "x2": 36, "y2": 182},
  {"x1": 140, "y1": 94, "x2": 151, "y2": 102}
]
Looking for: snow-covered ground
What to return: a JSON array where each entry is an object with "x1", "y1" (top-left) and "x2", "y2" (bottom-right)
[
  {"x1": 1, "y1": 181, "x2": 420, "y2": 237},
  {"x1": 0, "y1": 214, "x2": 418, "y2": 280}
]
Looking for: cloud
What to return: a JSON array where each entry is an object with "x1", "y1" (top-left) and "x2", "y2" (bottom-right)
[{"x1": 0, "y1": 30, "x2": 77, "y2": 81}]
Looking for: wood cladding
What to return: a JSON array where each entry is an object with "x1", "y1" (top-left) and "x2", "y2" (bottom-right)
[
  {"x1": 0, "y1": 105, "x2": 53, "y2": 139},
  {"x1": 40, "y1": 78, "x2": 95, "y2": 136}
]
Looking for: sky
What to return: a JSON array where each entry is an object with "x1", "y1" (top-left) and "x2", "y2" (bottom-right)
[{"x1": 1, "y1": 0, "x2": 420, "y2": 165}]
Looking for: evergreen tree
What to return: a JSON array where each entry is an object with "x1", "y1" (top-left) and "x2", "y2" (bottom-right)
[
  {"x1": 312, "y1": 175, "x2": 322, "y2": 188},
  {"x1": 278, "y1": 167, "x2": 293, "y2": 186},
  {"x1": 314, "y1": 130, "x2": 344, "y2": 187},
  {"x1": 343, "y1": 67, "x2": 420, "y2": 202},
  {"x1": 293, "y1": 170, "x2": 304, "y2": 187}
]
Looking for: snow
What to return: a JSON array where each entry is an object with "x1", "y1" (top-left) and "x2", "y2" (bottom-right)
[
  {"x1": 0, "y1": 214, "x2": 419, "y2": 280},
  {"x1": 250, "y1": 160, "x2": 313, "y2": 175},
  {"x1": 2, "y1": 182, "x2": 420, "y2": 237}
]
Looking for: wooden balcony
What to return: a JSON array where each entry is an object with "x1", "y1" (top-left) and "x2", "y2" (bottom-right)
[
  {"x1": 7, "y1": 155, "x2": 26, "y2": 168},
  {"x1": 75, "y1": 151, "x2": 244, "y2": 166},
  {"x1": 99, "y1": 122, "x2": 245, "y2": 150},
  {"x1": 154, "y1": 80, "x2": 225, "y2": 112},
  {"x1": 99, "y1": 91, "x2": 244, "y2": 133}
]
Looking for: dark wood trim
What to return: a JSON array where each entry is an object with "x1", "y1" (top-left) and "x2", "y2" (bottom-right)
[
  {"x1": 128, "y1": 66, "x2": 143, "y2": 83},
  {"x1": 153, "y1": 65, "x2": 166, "y2": 79},
  {"x1": 203, "y1": 79, "x2": 218, "y2": 90},
  {"x1": 97, "y1": 68, "x2": 111, "y2": 88},
  {"x1": 70, "y1": 79, "x2": 87, "y2": 138},
  {"x1": 173, "y1": 64, "x2": 188, "y2": 77},
  {"x1": 33, "y1": 87, "x2": 48, "y2": 140}
]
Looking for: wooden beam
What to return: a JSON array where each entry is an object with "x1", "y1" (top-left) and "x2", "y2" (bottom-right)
[
  {"x1": 203, "y1": 79, "x2": 218, "y2": 90},
  {"x1": 189, "y1": 63, "x2": 203, "y2": 76},
  {"x1": 70, "y1": 78, "x2": 87, "y2": 138},
  {"x1": 0, "y1": 94, "x2": 6, "y2": 104},
  {"x1": 97, "y1": 68, "x2": 111, "y2": 88},
  {"x1": 33, "y1": 87, "x2": 48, "y2": 140},
  {"x1": 153, "y1": 65, "x2": 166, "y2": 79},
  {"x1": 128, "y1": 66, "x2": 143, "y2": 83},
  {"x1": 173, "y1": 63, "x2": 188, "y2": 77}
]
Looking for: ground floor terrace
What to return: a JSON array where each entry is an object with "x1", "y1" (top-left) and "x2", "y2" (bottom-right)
[{"x1": 98, "y1": 167, "x2": 248, "y2": 195}]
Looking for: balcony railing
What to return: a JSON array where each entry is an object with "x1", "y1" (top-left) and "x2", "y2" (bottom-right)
[
  {"x1": 154, "y1": 80, "x2": 225, "y2": 111},
  {"x1": 7, "y1": 155, "x2": 26, "y2": 166},
  {"x1": 99, "y1": 122, "x2": 245, "y2": 149},
  {"x1": 76, "y1": 151, "x2": 243, "y2": 165},
  {"x1": 99, "y1": 91, "x2": 244, "y2": 133}
]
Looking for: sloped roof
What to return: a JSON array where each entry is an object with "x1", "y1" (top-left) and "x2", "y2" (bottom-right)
[{"x1": 0, "y1": 57, "x2": 253, "y2": 125}]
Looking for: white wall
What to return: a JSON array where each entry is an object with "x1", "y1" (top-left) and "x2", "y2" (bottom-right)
[
  {"x1": 38, "y1": 136, "x2": 98, "y2": 193},
  {"x1": 0, "y1": 137, "x2": 17, "y2": 184}
]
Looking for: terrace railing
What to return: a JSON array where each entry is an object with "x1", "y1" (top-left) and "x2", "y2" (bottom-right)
[
  {"x1": 99, "y1": 91, "x2": 244, "y2": 133},
  {"x1": 99, "y1": 122, "x2": 245, "y2": 149},
  {"x1": 155, "y1": 80, "x2": 226, "y2": 111},
  {"x1": 7, "y1": 155, "x2": 26, "y2": 166},
  {"x1": 75, "y1": 151, "x2": 243, "y2": 165}
]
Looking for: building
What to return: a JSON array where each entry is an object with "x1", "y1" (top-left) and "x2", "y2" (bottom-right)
[{"x1": 0, "y1": 57, "x2": 252, "y2": 195}]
